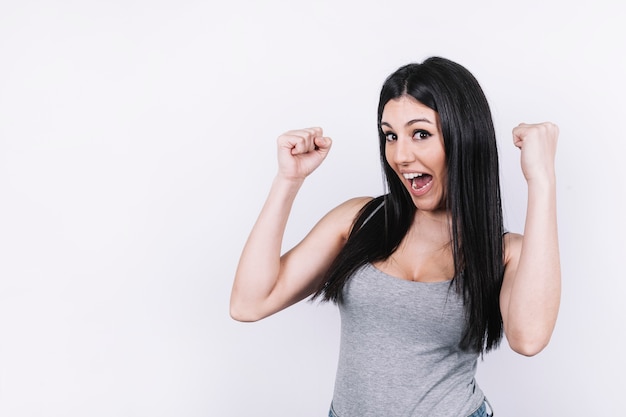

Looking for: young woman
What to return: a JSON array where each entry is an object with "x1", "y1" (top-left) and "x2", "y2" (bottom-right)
[{"x1": 230, "y1": 57, "x2": 561, "y2": 417}]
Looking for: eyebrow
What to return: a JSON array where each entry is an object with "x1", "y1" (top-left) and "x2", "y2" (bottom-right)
[{"x1": 380, "y1": 118, "x2": 434, "y2": 128}]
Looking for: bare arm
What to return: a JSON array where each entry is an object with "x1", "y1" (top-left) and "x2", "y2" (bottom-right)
[
  {"x1": 500, "y1": 122, "x2": 561, "y2": 356},
  {"x1": 230, "y1": 127, "x2": 369, "y2": 321}
]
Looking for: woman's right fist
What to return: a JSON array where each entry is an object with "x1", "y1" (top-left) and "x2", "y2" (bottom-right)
[{"x1": 277, "y1": 127, "x2": 332, "y2": 181}]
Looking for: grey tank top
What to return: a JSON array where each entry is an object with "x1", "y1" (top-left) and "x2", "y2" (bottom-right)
[{"x1": 331, "y1": 263, "x2": 484, "y2": 417}]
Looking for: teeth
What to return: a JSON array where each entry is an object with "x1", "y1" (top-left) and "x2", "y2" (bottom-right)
[{"x1": 403, "y1": 173, "x2": 424, "y2": 180}]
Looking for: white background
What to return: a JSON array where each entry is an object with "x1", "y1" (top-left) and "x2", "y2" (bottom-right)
[{"x1": 1, "y1": 1, "x2": 624, "y2": 416}]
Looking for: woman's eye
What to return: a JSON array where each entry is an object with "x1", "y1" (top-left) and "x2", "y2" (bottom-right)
[
  {"x1": 384, "y1": 132, "x2": 397, "y2": 142},
  {"x1": 413, "y1": 130, "x2": 431, "y2": 140}
]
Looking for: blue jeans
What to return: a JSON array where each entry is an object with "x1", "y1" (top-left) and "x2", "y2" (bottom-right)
[
  {"x1": 328, "y1": 400, "x2": 494, "y2": 417},
  {"x1": 469, "y1": 400, "x2": 494, "y2": 417}
]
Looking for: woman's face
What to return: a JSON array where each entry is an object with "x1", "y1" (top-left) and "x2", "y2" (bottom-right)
[{"x1": 381, "y1": 95, "x2": 447, "y2": 212}]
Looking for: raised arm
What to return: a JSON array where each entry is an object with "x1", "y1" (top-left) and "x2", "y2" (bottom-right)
[
  {"x1": 230, "y1": 127, "x2": 368, "y2": 322},
  {"x1": 500, "y1": 122, "x2": 561, "y2": 356}
]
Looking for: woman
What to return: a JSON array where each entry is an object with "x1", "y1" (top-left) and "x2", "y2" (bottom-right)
[{"x1": 230, "y1": 57, "x2": 561, "y2": 417}]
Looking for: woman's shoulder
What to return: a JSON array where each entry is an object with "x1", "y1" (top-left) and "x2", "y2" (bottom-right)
[
  {"x1": 339, "y1": 196, "x2": 376, "y2": 210},
  {"x1": 326, "y1": 196, "x2": 375, "y2": 220},
  {"x1": 316, "y1": 196, "x2": 375, "y2": 237}
]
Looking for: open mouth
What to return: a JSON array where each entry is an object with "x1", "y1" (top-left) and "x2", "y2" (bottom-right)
[{"x1": 403, "y1": 172, "x2": 433, "y2": 191}]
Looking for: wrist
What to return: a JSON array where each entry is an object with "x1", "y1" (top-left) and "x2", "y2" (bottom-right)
[
  {"x1": 526, "y1": 174, "x2": 556, "y2": 190},
  {"x1": 273, "y1": 173, "x2": 305, "y2": 191}
]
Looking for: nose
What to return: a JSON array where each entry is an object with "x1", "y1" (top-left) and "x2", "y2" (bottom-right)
[{"x1": 390, "y1": 136, "x2": 415, "y2": 165}]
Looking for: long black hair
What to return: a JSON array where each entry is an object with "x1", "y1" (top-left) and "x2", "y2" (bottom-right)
[{"x1": 313, "y1": 57, "x2": 505, "y2": 353}]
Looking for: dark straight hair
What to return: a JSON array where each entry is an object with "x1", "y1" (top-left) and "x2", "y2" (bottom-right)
[{"x1": 313, "y1": 57, "x2": 505, "y2": 353}]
